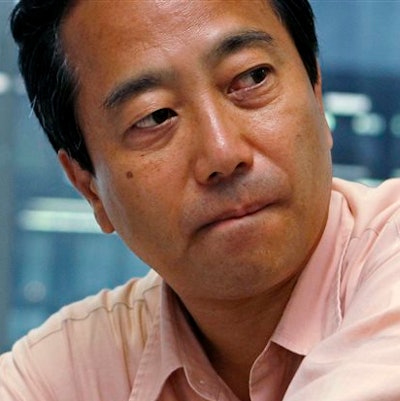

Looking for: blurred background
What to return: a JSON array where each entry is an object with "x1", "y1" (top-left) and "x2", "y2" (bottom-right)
[{"x1": 1, "y1": 0, "x2": 400, "y2": 352}]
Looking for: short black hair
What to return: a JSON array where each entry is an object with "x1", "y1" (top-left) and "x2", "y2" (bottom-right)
[
  {"x1": 271, "y1": 0, "x2": 319, "y2": 85},
  {"x1": 10, "y1": 0, "x2": 319, "y2": 174}
]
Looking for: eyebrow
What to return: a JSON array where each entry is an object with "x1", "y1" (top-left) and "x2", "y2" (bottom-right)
[
  {"x1": 103, "y1": 72, "x2": 173, "y2": 110},
  {"x1": 102, "y1": 30, "x2": 275, "y2": 110},
  {"x1": 207, "y1": 30, "x2": 275, "y2": 65}
]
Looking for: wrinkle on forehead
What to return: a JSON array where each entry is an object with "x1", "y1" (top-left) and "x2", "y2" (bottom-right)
[
  {"x1": 61, "y1": 0, "x2": 273, "y2": 53},
  {"x1": 59, "y1": 0, "x2": 289, "y2": 131}
]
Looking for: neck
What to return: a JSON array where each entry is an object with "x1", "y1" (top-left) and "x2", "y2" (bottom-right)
[{"x1": 180, "y1": 275, "x2": 299, "y2": 401}]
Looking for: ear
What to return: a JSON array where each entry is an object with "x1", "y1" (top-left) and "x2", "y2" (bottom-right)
[{"x1": 58, "y1": 150, "x2": 115, "y2": 234}]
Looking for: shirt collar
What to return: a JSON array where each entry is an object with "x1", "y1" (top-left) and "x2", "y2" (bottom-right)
[
  {"x1": 129, "y1": 282, "x2": 181, "y2": 401},
  {"x1": 271, "y1": 188, "x2": 353, "y2": 355},
  {"x1": 130, "y1": 282, "x2": 222, "y2": 401}
]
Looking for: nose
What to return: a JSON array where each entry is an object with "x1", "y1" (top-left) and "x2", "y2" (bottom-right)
[{"x1": 192, "y1": 100, "x2": 254, "y2": 185}]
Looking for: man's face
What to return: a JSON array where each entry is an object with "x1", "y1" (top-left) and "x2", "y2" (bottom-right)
[{"x1": 61, "y1": 0, "x2": 332, "y2": 302}]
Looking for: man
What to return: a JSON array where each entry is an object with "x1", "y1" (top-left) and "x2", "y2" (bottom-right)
[{"x1": 2, "y1": 0, "x2": 400, "y2": 400}]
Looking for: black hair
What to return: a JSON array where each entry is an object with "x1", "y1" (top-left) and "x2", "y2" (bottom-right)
[
  {"x1": 10, "y1": 0, "x2": 319, "y2": 174},
  {"x1": 9, "y1": 0, "x2": 92, "y2": 171},
  {"x1": 270, "y1": 0, "x2": 319, "y2": 85}
]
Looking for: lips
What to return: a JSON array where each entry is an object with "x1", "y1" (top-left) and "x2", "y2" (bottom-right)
[
  {"x1": 199, "y1": 200, "x2": 271, "y2": 231},
  {"x1": 184, "y1": 173, "x2": 289, "y2": 237}
]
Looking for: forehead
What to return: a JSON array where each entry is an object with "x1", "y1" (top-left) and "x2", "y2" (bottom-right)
[
  {"x1": 61, "y1": 0, "x2": 295, "y2": 114},
  {"x1": 61, "y1": 0, "x2": 289, "y2": 67},
  {"x1": 63, "y1": 0, "x2": 278, "y2": 34}
]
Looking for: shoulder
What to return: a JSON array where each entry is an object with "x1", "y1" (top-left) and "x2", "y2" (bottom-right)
[
  {"x1": 0, "y1": 270, "x2": 162, "y2": 401},
  {"x1": 332, "y1": 178, "x2": 400, "y2": 313},
  {"x1": 283, "y1": 180, "x2": 400, "y2": 400},
  {"x1": 332, "y1": 177, "x2": 400, "y2": 236},
  {"x1": 27, "y1": 268, "x2": 162, "y2": 347}
]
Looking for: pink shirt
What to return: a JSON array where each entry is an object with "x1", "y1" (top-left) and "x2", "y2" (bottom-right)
[{"x1": 2, "y1": 177, "x2": 400, "y2": 400}]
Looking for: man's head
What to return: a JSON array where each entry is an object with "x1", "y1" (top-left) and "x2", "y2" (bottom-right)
[
  {"x1": 10, "y1": 0, "x2": 332, "y2": 303},
  {"x1": 10, "y1": 0, "x2": 318, "y2": 174}
]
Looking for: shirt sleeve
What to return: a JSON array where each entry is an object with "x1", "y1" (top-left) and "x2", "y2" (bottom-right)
[
  {"x1": 0, "y1": 276, "x2": 159, "y2": 401},
  {"x1": 0, "y1": 338, "x2": 56, "y2": 401},
  {"x1": 284, "y1": 218, "x2": 400, "y2": 401}
]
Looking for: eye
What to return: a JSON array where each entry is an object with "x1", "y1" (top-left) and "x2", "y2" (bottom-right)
[
  {"x1": 229, "y1": 66, "x2": 269, "y2": 93},
  {"x1": 134, "y1": 108, "x2": 177, "y2": 129}
]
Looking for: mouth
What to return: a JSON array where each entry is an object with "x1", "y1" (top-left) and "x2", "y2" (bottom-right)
[{"x1": 200, "y1": 201, "x2": 270, "y2": 231}]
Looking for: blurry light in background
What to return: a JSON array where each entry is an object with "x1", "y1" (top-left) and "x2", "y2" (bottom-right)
[
  {"x1": 17, "y1": 197, "x2": 102, "y2": 234},
  {"x1": 23, "y1": 281, "x2": 47, "y2": 303},
  {"x1": 324, "y1": 92, "x2": 372, "y2": 116},
  {"x1": 325, "y1": 111, "x2": 337, "y2": 131},
  {"x1": 0, "y1": 72, "x2": 12, "y2": 95},
  {"x1": 390, "y1": 114, "x2": 400, "y2": 137},
  {"x1": 352, "y1": 113, "x2": 386, "y2": 136}
]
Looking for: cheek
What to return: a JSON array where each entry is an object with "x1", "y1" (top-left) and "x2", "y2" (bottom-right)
[
  {"x1": 101, "y1": 160, "x2": 185, "y2": 255},
  {"x1": 253, "y1": 93, "x2": 332, "y2": 204},
  {"x1": 280, "y1": 93, "x2": 331, "y2": 165}
]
